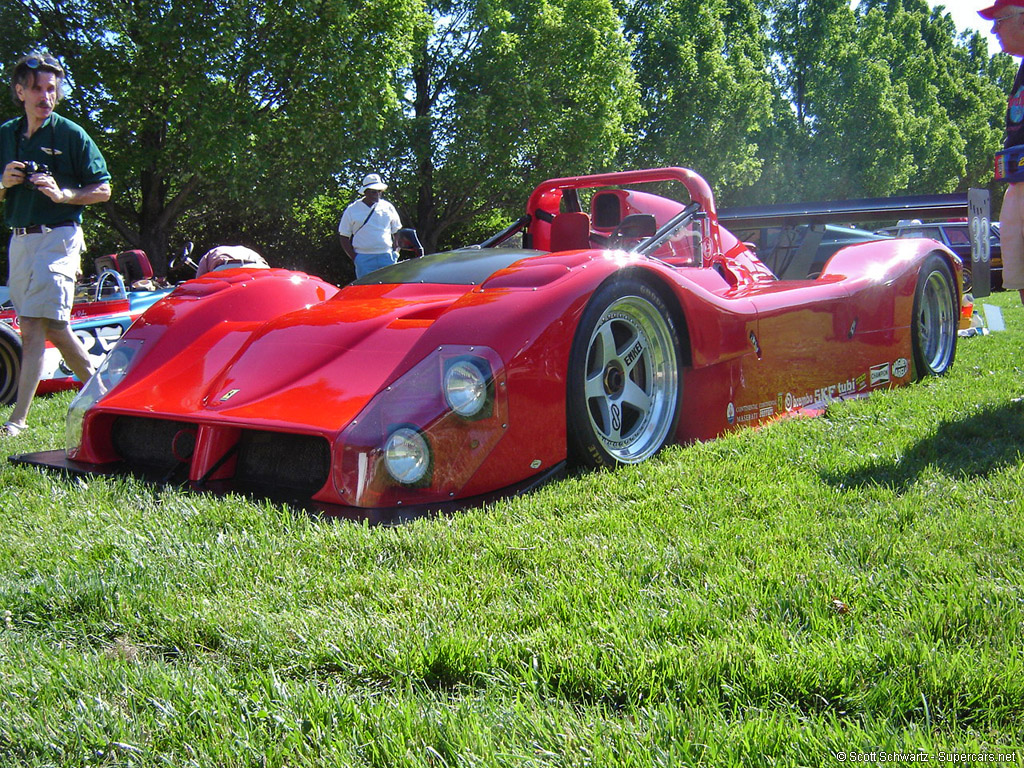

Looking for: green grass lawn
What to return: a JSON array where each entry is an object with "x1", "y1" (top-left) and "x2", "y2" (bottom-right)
[{"x1": 2, "y1": 292, "x2": 1023, "y2": 767}]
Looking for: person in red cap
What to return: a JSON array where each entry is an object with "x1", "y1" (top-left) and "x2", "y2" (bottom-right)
[{"x1": 981, "y1": 0, "x2": 1024, "y2": 304}]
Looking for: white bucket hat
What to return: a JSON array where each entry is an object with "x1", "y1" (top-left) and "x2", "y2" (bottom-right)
[{"x1": 359, "y1": 173, "x2": 388, "y2": 193}]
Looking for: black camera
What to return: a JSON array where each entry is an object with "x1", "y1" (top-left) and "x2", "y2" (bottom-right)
[{"x1": 21, "y1": 160, "x2": 50, "y2": 189}]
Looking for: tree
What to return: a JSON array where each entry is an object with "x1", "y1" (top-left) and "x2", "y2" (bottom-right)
[
  {"x1": 615, "y1": 0, "x2": 776, "y2": 200},
  {"x1": 5, "y1": 0, "x2": 422, "y2": 273},
  {"x1": 367, "y1": 0, "x2": 640, "y2": 252},
  {"x1": 742, "y1": 0, "x2": 1008, "y2": 203}
]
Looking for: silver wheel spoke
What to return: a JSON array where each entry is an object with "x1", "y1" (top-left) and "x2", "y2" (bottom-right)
[{"x1": 621, "y1": 377, "x2": 652, "y2": 415}]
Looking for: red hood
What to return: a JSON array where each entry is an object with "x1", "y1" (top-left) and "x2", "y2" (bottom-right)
[{"x1": 104, "y1": 284, "x2": 464, "y2": 433}]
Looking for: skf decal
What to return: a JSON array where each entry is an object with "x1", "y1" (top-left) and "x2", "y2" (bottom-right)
[
  {"x1": 893, "y1": 358, "x2": 909, "y2": 378},
  {"x1": 869, "y1": 363, "x2": 891, "y2": 387},
  {"x1": 814, "y1": 378, "x2": 857, "y2": 403}
]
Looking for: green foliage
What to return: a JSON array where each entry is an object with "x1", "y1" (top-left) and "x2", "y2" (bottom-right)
[
  {"x1": 2, "y1": 293, "x2": 1024, "y2": 765},
  {"x1": 378, "y1": 0, "x2": 640, "y2": 252},
  {"x1": 3, "y1": 0, "x2": 422, "y2": 272},
  {"x1": 0, "y1": 0, "x2": 1016, "y2": 273},
  {"x1": 618, "y1": 0, "x2": 775, "y2": 192},
  {"x1": 731, "y1": 0, "x2": 1003, "y2": 203}
]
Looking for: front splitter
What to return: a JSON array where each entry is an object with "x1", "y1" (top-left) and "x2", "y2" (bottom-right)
[{"x1": 10, "y1": 450, "x2": 567, "y2": 525}]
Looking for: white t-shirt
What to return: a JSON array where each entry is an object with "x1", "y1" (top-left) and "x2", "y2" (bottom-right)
[{"x1": 338, "y1": 199, "x2": 402, "y2": 254}]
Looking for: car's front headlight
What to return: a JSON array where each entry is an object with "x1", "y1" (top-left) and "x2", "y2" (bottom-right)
[
  {"x1": 383, "y1": 426, "x2": 431, "y2": 485},
  {"x1": 66, "y1": 338, "x2": 145, "y2": 456},
  {"x1": 443, "y1": 358, "x2": 492, "y2": 418}
]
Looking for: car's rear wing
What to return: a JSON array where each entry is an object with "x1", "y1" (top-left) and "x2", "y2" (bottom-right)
[{"x1": 718, "y1": 189, "x2": 993, "y2": 296}]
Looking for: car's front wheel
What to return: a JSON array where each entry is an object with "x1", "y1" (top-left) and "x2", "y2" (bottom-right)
[
  {"x1": 567, "y1": 277, "x2": 682, "y2": 468},
  {"x1": 0, "y1": 324, "x2": 22, "y2": 406},
  {"x1": 912, "y1": 254, "x2": 957, "y2": 379}
]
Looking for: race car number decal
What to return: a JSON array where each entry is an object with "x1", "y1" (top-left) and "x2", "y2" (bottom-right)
[
  {"x1": 56, "y1": 322, "x2": 128, "y2": 377},
  {"x1": 76, "y1": 322, "x2": 127, "y2": 358}
]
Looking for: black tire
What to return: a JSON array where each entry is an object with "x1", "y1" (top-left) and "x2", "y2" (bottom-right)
[
  {"x1": 567, "y1": 276, "x2": 682, "y2": 468},
  {"x1": 911, "y1": 254, "x2": 958, "y2": 380},
  {"x1": 0, "y1": 323, "x2": 22, "y2": 406}
]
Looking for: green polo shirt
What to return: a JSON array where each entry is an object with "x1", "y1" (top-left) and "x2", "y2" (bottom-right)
[{"x1": 0, "y1": 113, "x2": 110, "y2": 228}]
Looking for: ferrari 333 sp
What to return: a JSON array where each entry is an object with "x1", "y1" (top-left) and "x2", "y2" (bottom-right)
[{"x1": 13, "y1": 168, "x2": 962, "y2": 517}]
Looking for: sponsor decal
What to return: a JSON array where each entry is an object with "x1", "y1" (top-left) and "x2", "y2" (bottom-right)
[
  {"x1": 814, "y1": 378, "x2": 857, "y2": 403},
  {"x1": 787, "y1": 392, "x2": 815, "y2": 410},
  {"x1": 732, "y1": 401, "x2": 775, "y2": 424},
  {"x1": 869, "y1": 363, "x2": 891, "y2": 387},
  {"x1": 220, "y1": 389, "x2": 240, "y2": 402},
  {"x1": 727, "y1": 402, "x2": 735, "y2": 424},
  {"x1": 893, "y1": 357, "x2": 909, "y2": 378},
  {"x1": 623, "y1": 340, "x2": 644, "y2": 366}
]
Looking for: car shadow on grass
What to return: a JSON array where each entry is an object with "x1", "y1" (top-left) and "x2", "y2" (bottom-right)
[{"x1": 822, "y1": 398, "x2": 1024, "y2": 493}]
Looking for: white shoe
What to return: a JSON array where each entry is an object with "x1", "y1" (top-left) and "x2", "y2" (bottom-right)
[{"x1": 1, "y1": 421, "x2": 26, "y2": 437}]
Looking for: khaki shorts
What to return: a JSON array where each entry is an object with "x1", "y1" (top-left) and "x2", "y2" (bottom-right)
[
  {"x1": 999, "y1": 183, "x2": 1024, "y2": 291},
  {"x1": 7, "y1": 225, "x2": 84, "y2": 323}
]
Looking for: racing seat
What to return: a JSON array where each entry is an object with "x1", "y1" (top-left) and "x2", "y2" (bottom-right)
[
  {"x1": 93, "y1": 255, "x2": 118, "y2": 275},
  {"x1": 549, "y1": 212, "x2": 592, "y2": 252},
  {"x1": 116, "y1": 250, "x2": 154, "y2": 284}
]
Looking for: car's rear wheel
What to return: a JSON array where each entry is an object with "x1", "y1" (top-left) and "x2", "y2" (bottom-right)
[
  {"x1": 0, "y1": 324, "x2": 22, "y2": 406},
  {"x1": 567, "y1": 277, "x2": 681, "y2": 468},
  {"x1": 912, "y1": 254, "x2": 957, "y2": 379}
]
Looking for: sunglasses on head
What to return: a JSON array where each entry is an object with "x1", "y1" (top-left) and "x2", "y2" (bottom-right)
[{"x1": 24, "y1": 54, "x2": 63, "y2": 74}]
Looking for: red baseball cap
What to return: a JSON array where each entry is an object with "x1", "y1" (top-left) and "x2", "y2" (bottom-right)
[{"x1": 980, "y1": 0, "x2": 1024, "y2": 21}]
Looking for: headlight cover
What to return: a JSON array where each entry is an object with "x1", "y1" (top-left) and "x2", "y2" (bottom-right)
[
  {"x1": 335, "y1": 345, "x2": 507, "y2": 508},
  {"x1": 66, "y1": 338, "x2": 145, "y2": 456}
]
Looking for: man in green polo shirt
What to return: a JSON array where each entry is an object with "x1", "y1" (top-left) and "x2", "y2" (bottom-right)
[{"x1": 0, "y1": 53, "x2": 111, "y2": 437}]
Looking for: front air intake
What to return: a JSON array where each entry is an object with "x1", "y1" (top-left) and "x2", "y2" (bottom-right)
[
  {"x1": 111, "y1": 416, "x2": 195, "y2": 474},
  {"x1": 234, "y1": 430, "x2": 331, "y2": 497}
]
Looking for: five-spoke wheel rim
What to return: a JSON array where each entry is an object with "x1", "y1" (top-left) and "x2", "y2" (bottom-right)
[
  {"x1": 581, "y1": 295, "x2": 679, "y2": 463},
  {"x1": 917, "y1": 268, "x2": 956, "y2": 374}
]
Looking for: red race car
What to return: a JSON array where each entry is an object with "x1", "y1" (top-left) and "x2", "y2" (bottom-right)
[{"x1": 13, "y1": 168, "x2": 962, "y2": 519}]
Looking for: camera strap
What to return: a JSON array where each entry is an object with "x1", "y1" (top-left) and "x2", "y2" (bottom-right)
[{"x1": 351, "y1": 202, "x2": 377, "y2": 237}]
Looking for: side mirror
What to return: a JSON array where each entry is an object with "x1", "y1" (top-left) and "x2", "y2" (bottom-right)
[{"x1": 395, "y1": 228, "x2": 425, "y2": 258}]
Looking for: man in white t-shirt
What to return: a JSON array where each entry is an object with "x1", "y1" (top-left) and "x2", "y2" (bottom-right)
[{"x1": 338, "y1": 173, "x2": 402, "y2": 279}]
